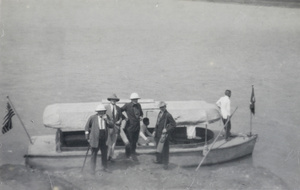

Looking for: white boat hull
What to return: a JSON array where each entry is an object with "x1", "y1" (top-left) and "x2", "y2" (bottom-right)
[{"x1": 25, "y1": 134, "x2": 257, "y2": 169}]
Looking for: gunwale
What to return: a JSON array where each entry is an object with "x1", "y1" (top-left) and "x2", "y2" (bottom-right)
[{"x1": 25, "y1": 130, "x2": 257, "y2": 168}]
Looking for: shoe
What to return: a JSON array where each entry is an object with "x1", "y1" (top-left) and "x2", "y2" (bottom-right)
[
  {"x1": 153, "y1": 159, "x2": 162, "y2": 164},
  {"x1": 163, "y1": 165, "x2": 168, "y2": 170},
  {"x1": 108, "y1": 156, "x2": 115, "y2": 162},
  {"x1": 102, "y1": 168, "x2": 112, "y2": 173},
  {"x1": 126, "y1": 155, "x2": 131, "y2": 160},
  {"x1": 131, "y1": 155, "x2": 138, "y2": 161}
]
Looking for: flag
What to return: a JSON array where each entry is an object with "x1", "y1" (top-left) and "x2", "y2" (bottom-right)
[
  {"x1": 250, "y1": 86, "x2": 255, "y2": 115},
  {"x1": 2, "y1": 102, "x2": 15, "y2": 134}
]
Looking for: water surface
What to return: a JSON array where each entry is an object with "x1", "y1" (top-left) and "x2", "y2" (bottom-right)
[{"x1": 1, "y1": 0, "x2": 300, "y2": 189}]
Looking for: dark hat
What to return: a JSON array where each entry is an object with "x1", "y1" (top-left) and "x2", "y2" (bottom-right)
[{"x1": 107, "y1": 94, "x2": 120, "y2": 101}]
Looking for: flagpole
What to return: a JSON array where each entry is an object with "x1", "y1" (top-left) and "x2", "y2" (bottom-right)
[
  {"x1": 250, "y1": 110, "x2": 252, "y2": 136},
  {"x1": 249, "y1": 85, "x2": 255, "y2": 137},
  {"x1": 6, "y1": 96, "x2": 33, "y2": 144}
]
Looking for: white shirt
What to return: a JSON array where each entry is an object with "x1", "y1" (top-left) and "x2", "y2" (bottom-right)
[
  {"x1": 139, "y1": 123, "x2": 152, "y2": 141},
  {"x1": 216, "y1": 95, "x2": 231, "y2": 119},
  {"x1": 98, "y1": 116, "x2": 106, "y2": 130}
]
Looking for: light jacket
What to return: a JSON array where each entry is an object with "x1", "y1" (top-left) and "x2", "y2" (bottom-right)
[{"x1": 85, "y1": 114, "x2": 112, "y2": 148}]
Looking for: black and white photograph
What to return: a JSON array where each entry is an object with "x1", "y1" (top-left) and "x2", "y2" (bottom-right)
[{"x1": 0, "y1": 0, "x2": 300, "y2": 189}]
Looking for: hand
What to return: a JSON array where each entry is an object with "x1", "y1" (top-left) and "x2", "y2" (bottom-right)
[
  {"x1": 114, "y1": 125, "x2": 120, "y2": 132},
  {"x1": 108, "y1": 120, "x2": 114, "y2": 126},
  {"x1": 152, "y1": 131, "x2": 156, "y2": 137},
  {"x1": 162, "y1": 128, "x2": 167, "y2": 133},
  {"x1": 85, "y1": 134, "x2": 90, "y2": 142},
  {"x1": 139, "y1": 116, "x2": 143, "y2": 121}
]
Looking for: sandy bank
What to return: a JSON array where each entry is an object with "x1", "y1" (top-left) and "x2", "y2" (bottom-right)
[{"x1": 0, "y1": 154, "x2": 289, "y2": 190}]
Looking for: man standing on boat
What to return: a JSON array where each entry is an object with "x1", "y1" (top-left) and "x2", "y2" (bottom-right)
[
  {"x1": 121, "y1": 92, "x2": 143, "y2": 159},
  {"x1": 85, "y1": 104, "x2": 112, "y2": 174},
  {"x1": 216, "y1": 89, "x2": 232, "y2": 141},
  {"x1": 105, "y1": 94, "x2": 123, "y2": 162},
  {"x1": 153, "y1": 101, "x2": 176, "y2": 170}
]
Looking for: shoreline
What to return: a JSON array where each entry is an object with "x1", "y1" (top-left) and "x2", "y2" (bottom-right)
[{"x1": 0, "y1": 154, "x2": 290, "y2": 190}]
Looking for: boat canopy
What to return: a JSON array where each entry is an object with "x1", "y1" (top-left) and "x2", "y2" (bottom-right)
[{"x1": 43, "y1": 100, "x2": 221, "y2": 130}]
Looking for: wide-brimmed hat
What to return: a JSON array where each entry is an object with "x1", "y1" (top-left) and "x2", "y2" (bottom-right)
[
  {"x1": 107, "y1": 94, "x2": 120, "y2": 101},
  {"x1": 130, "y1": 92, "x2": 140, "y2": 100},
  {"x1": 158, "y1": 101, "x2": 167, "y2": 108},
  {"x1": 95, "y1": 104, "x2": 106, "y2": 112}
]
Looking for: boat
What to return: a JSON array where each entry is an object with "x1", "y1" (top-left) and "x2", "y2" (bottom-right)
[{"x1": 24, "y1": 99, "x2": 258, "y2": 170}]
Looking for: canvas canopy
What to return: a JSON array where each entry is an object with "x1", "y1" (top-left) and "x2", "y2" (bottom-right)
[{"x1": 43, "y1": 100, "x2": 221, "y2": 130}]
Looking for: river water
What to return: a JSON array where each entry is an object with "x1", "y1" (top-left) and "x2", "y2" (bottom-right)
[{"x1": 0, "y1": 0, "x2": 300, "y2": 189}]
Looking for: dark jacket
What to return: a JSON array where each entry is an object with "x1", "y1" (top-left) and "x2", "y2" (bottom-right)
[
  {"x1": 154, "y1": 110, "x2": 176, "y2": 139},
  {"x1": 121, "y1": 102, "x2": 143, "y2": 132}
]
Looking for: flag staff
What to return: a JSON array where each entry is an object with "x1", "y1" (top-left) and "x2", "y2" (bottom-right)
[
  {"x1": 6, "y1": 96, "x2": 33, "y2": 144},
  {"x1": 249, "y1": 85, "x2": 255, "y2": 137},
  {"x1": 250, "y1": 110, "x2": 252, "y2": 136}
]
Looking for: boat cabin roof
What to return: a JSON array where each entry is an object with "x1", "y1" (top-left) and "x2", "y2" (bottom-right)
[{"x1": 43, "y1": 100, "x2": 221, "y2": 130}]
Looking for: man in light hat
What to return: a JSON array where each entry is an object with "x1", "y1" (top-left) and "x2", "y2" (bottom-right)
[
  {"x1": 85, "y1": 104, "x2": 112, "y2": 174},
  {"x1": 153, "y1": 101, "x2": 176, "y2": 170},
  {"x1": 105, "y1": 94, "x2": 122, "y2": 162},
  {"x1": 121, "y1": 92, "x2": 143, "y2": 159}
]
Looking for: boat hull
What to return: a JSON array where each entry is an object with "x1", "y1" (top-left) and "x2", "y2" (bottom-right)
[
  {"x1": 25, "y1": 134, "x2": 257, "y2": 170},
  {"x1": 171, "y1": 134, "x2": 257, "y2": 166}
]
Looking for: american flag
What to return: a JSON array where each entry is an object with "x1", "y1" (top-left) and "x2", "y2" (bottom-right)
[{"x1": 2, "y1": 102, "x2": 15, "y2": 134}]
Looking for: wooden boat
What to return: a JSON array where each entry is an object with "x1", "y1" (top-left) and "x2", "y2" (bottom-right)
[{"x1": 25, "y1": 99, "x2": 257, "y2": 170}]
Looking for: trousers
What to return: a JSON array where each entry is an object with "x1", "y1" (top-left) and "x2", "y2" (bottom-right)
[
  {"x1": 155, "y1": 137, "x2": 170, "y2": 166},
  {"x1": 90, "y1": 134, "x2": 107, "y2": 172},
  {"x1": 222, "y1": 118, "x2": 231, "y2": 139}
]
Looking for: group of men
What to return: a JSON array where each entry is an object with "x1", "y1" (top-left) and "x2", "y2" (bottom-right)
[
  {"x1": 84, "y1": 92, "x2": 176, "y2": 174},
  {"x1": 84, "y1": 89, "x2": 232, "y2": 174}
]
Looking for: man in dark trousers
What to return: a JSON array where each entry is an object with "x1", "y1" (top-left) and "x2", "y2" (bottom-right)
[
  {"x1": 121, "y1": 92, "x2": 143, "y2": 158},
  {"x1": 153, "y1": 101, "x2": 176, "y2": 170},
  {"x1": 85, "y1": 104, "x2": 112, "y2": 174}
]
